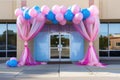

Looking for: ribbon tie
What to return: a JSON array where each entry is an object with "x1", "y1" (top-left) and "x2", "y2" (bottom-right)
[
  {"x1": 89, "y1": 41, "x2": 93, "y2": 46},
  {"x1": 24, "y1": 41, "x2": 28, "y2": 47}
]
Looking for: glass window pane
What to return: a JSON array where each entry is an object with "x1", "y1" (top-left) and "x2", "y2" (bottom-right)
[
  {"x1": 99, "y1": 51, "x2": 108, "y2": 57},
  {"x1": 0, "y1": 51, "x2": 6, "y2": 57},
  {"x1": 110, "y1": 51, "x2": 120, "y2": 57},
  {"x1": 99, "y1": 24, "x2": 108, "y2": 50},
  {"x1": 7, "y1": 51, "x2": 16, "y2": 57},
  {"x1": 8, "y1": 24, "x2": 17, "y2": 50},
  {"x1": 109, "y1": 24, "x2": 120, "y2": 50},
  {"x1": 0, "y1": 24, "x2": 6, "y2": 50}
]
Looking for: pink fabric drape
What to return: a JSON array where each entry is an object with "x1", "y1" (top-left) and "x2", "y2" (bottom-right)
[
  {"x1": 17, "y1": 15, "x2": 45, "y2": 66},
  {"x1": 74, "y1": 16, "x2": 105, "y2": 67}
]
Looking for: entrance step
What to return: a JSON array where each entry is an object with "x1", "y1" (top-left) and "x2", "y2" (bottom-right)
[{"x1": 47, "y1": 61, "x2": 72, "y2": 64}]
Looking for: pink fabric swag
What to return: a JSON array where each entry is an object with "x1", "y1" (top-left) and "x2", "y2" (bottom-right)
[
  {"x1": 74, "y1": 16, "x2": 105, "y2": 67},
  {"x1": 17, "y1": 15, "x2": 45, "y2": 66}
]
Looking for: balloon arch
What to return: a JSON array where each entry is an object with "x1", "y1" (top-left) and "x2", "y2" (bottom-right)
[{"x1": 15, "y1": 5, "x2": 105, "y2": 67}]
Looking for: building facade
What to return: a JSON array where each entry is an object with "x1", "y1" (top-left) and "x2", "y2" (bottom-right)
[{"x1": 0, "y1": 0, "x2": 120, "y2": 61}]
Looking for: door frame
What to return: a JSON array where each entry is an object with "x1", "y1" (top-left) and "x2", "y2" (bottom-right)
[{"x1": 49, "y1": 32, "x2": 71, "y2": 61}]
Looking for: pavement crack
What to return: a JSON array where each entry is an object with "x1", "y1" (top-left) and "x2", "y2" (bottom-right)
[{"x1": 85, "y1": 66, "x2": 94, "y2": 75}]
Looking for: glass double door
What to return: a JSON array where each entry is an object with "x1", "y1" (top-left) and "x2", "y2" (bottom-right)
[{"x1": 50, "y1": 33, "x2": 70, "y2": 61}]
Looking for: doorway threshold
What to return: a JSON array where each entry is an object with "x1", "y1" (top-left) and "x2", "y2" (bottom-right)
[{"x1": 47, "y1": 61, "x2": 72, "y2": 64}]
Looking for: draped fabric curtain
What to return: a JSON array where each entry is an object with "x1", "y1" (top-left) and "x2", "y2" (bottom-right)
[
  {"x1": 74, "y1": 16, "x2": 104, "y2": 67},
  {"x1": 17, "y1": 15, "x2": 45, "y2": 66}
]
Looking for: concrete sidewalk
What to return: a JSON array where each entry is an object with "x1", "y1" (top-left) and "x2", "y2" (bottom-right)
[{"x1": 0, "y1": 63, "x2": 120, "y2": 80}]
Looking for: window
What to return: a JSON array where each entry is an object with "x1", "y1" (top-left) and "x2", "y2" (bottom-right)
[
  {"x1": 99, "y1": 23, "x2": 120, "y2": 57},
  {"x1": 0, "y1": 24, "x2": 6, "y2": 57},
  {"x1": 116, "y1": 42, "x2": 120, "y2": 46},
  {"x1": 0, "y1": 23, "x2": 17, "y2": 57}
]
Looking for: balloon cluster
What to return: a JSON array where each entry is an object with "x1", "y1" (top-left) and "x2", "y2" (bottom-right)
[
  {"x1": 6, "y1": 57, "x2": 18, "y2": 67},
  {"x1": 15, "y1": 5, "x2": 99, "y2": 25}
]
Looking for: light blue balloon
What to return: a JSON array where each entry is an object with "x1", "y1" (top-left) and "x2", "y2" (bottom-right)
[
  {"x1": 46, "y1": 11, "x2": 55, "y2": 21},
  {"x1": 64, "y1": 10, "x2": 74, "y2": 21},
  {"x1": 33, "y1": 5, "x2": 40, "y2": 13},
  {"x1": 9, "y1": 60, "x2": 18, "y2": 67},
  {"x1": 52, "y1": 19, "x2": 58, "y2": 24},
  {"x1": 6, "y1": 60, "x2": 10, "y2": 66},
  {"x1": 81, "y1": 8, "x2": 90, "y2": 20},
  {"x1": 23, "y1": 9, "x2": 31, "y2": 20}
]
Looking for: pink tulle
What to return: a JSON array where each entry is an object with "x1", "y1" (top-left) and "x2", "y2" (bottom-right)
[
  {"x1": 17, "y1": 15, "x2": 45, "y2": 66},
  {"x1": 74, "y1": 16, "x2": 105, "y2": 67}
]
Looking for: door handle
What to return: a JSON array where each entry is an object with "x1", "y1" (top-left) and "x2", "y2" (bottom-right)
[
  {"x1": 58, "y1": 47, "x2": 62, "y2": 51},
  {"x1": 58, "y1": 45, "x2": 62, "y2": 51}
]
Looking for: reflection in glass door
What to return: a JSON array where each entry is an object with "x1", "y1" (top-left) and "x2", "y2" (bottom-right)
[{"x1": 50, "y1": 33, "x2": 70, "y2": 61}]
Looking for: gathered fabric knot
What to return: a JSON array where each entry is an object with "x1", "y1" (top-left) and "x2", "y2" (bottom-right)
[
  {"x1": 24, "y1": 41, "x2": 28, "y2": 47},
  {"x1": 89, "y1": 41, "x2": 93, "y2": 46}
]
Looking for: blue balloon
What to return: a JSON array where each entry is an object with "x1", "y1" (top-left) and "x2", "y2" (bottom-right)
[
  {"x1": 23, "y1": 9, "x2": 31, "y2": 20},
  {"x1": 33, "y1": 5, "x2": 40, "y2": 13},
  {"x1": 81, "y1": 9, "x2": 90, "y2": 20},
  {"x1": 64, "y1": 10, "x2": 74, "y2": 21},
  {"x1": 9, "y1": 60, "x2": 18, "y2": 67},
  {"x1": 6, "y1": 60, "x2": 18, "y2": 67},
  {"x1": 46, "y1": 11, "x2": 55, "y2": 21},
  {"x1": 6, "y1": 60, "x2": 10, "y2": 66},
  {"x1": 52, "y1": 19, "x2": 58, "y2": 24}
]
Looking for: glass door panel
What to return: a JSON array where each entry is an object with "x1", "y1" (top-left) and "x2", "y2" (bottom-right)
[
  {"x1": 50, "y1": 35, "x2": 59, "y2": 47},
  {"x1": 61, "y1": 48, "x2": 70, "y2": 58},
  {"x1": 61, "y1": 35, "x2": 69, "y2": 47},
  {"x1": 51, "y1": 48, "x2": 59, "y2": 59},
  {"x1": 61, "y1": 34, "x2": 70, "y2": 59},
  {"x1": 50, "y1": 33, "x2": 70, "y2": 61}
]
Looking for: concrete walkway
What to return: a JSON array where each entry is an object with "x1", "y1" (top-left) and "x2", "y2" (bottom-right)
[{"x1": 0, "y1": 63, "x2": 120, "y2": 80}]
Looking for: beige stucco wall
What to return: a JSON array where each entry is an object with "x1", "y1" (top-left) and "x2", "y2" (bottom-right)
[
  {"x1": 0, "y1": 0, "x2": 17, "y2": 19},
  {"x1": 27, "y1": 0, "x2": 89, "y2": 8},
  {"x1": 100, "y1": 0, "x2": 120, "y2": 19}
]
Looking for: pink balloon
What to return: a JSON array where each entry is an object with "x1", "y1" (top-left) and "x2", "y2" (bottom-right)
[
  {"x1": 52, "y1": 5, "x2": 60, "y2": 14},
  {"x1": 41, "y1": 5, "x2": 50, "y2": 15},
  {"x1": 60, "y1": 5, "x2": 67, "y2": 14},
  {"x1": 74, "y1": 13, "x2": 83, "y2": 21},
  {"x1": 18, "y1": 15, "x2": 26, "y2": 24},
  {"x1": 29, "y1": 8, "x2": 38, "y2": 17},
  {"x1": 37, "y1": 13, "x2": 45, "y2": 22},
  {"x1": 86, "y1": 16, "x2": 95, "y2": 24},
  {"x1": 55, "y1": 13, "x2": 64, "y2": 22},
  {"x1": 88, "y1": 5, "x2": 99, "y2": 16},
  {"x1": 71, "y1": 4, "x2": 80, "y2": 14},
  {"x1": 60, "y1": 19, "x2": 66, "y2": 25},
  {"x1": 10, "y1": 57, "x2": 17, "y2": 60},
  {"x1": 15, "y1": 8, "x2": 23, "y2": 16},
  {"x1": 73, "y1": 18, "x2": 80, "y2": 24}
]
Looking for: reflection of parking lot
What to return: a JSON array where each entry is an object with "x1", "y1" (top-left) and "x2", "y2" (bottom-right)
[
  {"x1": 0, "y1": 45, "x2": 16, "y2": 50},
  {"x1": 51, "y1": 48, "x2": 69, "y2": 58}
]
